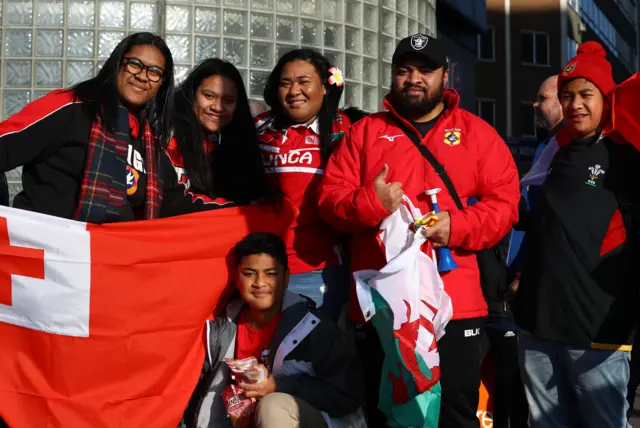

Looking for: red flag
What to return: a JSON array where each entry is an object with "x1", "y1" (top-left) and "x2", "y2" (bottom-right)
[
  {"x1": 0, "y1": 202, "x2": 295, "y2": 428},
  {"x1": 604, "y1": 72, "x2": 640, "y2": 150}
]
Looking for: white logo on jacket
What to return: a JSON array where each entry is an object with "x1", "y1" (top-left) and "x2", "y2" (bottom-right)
[
  {"x1": 464, "y1": 328, "x2": 480, "y2": 337},
  {"x1": 379, "y1": 134, "x2": 404, "y2": 142},
  {"x1": 127, "y1": 144, "x2": 146, "y2": 173},
  {"x1": 586, "y1": 164, "x2": 605, "y2": 187},
  {"x1": 263, "y1": 149, "x2": 315, "y2": 167},
  {"x1": 126, "y1": 170, "x2": 135, "y2": 186},
  {"x1": 305, "y1": 136, "x2": 319, "y2": 145}
]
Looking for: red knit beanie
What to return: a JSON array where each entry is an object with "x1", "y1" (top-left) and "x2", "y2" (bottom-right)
[{"x1": 557, "y1": 41, "x2": 615, "y2": 96}]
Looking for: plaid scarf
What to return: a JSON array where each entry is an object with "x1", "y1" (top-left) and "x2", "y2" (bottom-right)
[{"x1": 74, "y1": 104, "x2": 162, "y2": 224}]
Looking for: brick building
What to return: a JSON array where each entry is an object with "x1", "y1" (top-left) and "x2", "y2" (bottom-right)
[{"x1": 475, "y1": 0, "x2": 638, "y2": 142}]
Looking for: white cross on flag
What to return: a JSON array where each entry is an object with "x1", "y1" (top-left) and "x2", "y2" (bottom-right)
[{"x1": 0, "y1": 202, "x2": 295, "y2": 428}]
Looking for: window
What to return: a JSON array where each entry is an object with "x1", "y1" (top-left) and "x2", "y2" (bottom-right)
[
  {"x1": 583, "y1": 0, "x2": 593, "y2": 18},
  {"x1": 609, "y1": 23, "x2": 615, "y2": 45},
  {"x1": 477, "y1": 100, "x2": 496, "y2": 127},
  {"x1": 522, "y1": 31, "x2": 549, "y2": 65},
  {"x1": 535, "y1": 33, "x2": 548, "y2": 64},
  {"x1": 522, "y1": 33, "x2": 534, "y2": 64},
  {"x1": 521, "y1": 103, "x2": 536, "y2": 137},
  {"x1": 477, "y1": 28, "x2": 495, "y2": 61}
]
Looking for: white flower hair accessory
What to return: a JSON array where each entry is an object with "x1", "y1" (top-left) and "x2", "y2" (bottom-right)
[{"x1": 328, "y1": 67, "x2": 344, "y2": 87}]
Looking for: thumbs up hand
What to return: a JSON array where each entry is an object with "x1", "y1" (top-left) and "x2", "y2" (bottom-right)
[{"x1": 373, "y1": 164, "x2": 404, "y2": 213}]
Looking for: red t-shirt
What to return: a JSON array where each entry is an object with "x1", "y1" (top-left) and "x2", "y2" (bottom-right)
[{"x1": 235, "y1": 310, "x2": 280, "y2": 371}]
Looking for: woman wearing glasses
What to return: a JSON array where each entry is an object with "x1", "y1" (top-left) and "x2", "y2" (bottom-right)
[
  {"x1": 160, "y1": 58, "x2": 276, "y2": 216},
  {"x1": 0, "y1": 32, "x2": 174, "y2": 223}
]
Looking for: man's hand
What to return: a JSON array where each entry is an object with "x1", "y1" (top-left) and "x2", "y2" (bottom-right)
[
  {"x1": 422, "y1": 211, "x2": 451, "y2": 248},
  {"x1": 238, "y1": 367, "x2": 277, "y2": 399},
  {"x1": 373, "y1": 164, "x2": 404, "y2": 213}
]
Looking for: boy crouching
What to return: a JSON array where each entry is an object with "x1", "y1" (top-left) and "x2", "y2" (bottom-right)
[{"x1": 185, "y1": 232, "x2": 366, "y2": 428}]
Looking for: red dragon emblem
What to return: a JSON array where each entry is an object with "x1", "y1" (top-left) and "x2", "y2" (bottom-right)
[{"x1": 388, "y1": 300, "x2": 441, "y2": 404}]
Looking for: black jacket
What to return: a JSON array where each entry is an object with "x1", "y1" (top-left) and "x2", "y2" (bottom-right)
[
  {"x1": 0, "y1": 89, "x2": 180, "y2": 221},
  {"x1": 514, "y1": 134, "x2": 640, "y2": 348},
  {"x1": 183, "y1": 291, "x2": 366, "y2": 428},
  {"x1": 0, "y1": 90, "x2": 90, "y2": 218}
]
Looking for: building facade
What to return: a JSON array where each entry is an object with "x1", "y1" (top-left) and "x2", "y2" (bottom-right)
[
  {"x1": 476, "y1": 0, "x2": 639, "y2": 142},
  {"x1": 1, "y1": 0, "x2": 437, "y2": 201},
  {"x1": 437, "y1": 0, "x2": 487, "y2": 112}
]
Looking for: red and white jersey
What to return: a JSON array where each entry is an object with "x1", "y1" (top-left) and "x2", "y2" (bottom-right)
[{"x1": 254, "y1": 112, "x2": 351, "y2": 274}]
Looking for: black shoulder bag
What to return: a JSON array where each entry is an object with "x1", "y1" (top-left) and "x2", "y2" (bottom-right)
[{"x1": 392, "y1": 118, "x2": 509, "y2": 316}]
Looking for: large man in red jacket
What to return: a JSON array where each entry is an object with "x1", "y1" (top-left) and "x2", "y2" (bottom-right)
[{"x1": 318, "y1": 34, "x2": 520, "y2": 428}]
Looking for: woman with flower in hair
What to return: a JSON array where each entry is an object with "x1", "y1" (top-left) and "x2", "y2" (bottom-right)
[{"x1": 256, "y1": 49, "x2": 351, "y2": 320}]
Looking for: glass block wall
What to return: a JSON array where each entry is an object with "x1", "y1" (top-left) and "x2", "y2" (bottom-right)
[
  {"x1": 2, "y1": 0, "x2": 436, "y2": 200},
  {"x1": 160, "y1": 0, "x2": 436, "y2": 111}
]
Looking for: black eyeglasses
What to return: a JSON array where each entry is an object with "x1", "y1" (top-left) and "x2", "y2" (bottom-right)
[{"x1": 122, "y1": 57, "x2": 165, "y2": 82}]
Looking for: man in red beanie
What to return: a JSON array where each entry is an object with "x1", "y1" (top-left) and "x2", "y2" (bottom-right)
[{"x1": 513, "y1": 41, "x2": 640, "y2": 428}]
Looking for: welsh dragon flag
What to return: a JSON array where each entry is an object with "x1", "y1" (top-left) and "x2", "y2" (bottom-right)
[
  {"x1": 354, "y1": 197, "x2": 453, "y2": 428},
  {"x1": 0, "y1": 202, "x2": 295, "y2": 428}
]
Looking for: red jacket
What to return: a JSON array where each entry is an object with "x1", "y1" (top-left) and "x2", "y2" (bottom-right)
[
  {"x1": 318, "y1": 89, "x2": 520, "y2": 322},
  {"x1": 255, "y1": 112, "x2": 351, "y2": 275}
]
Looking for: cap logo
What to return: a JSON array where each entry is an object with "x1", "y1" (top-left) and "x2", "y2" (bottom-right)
[
  {"x1": 411, "y1": 34, "x2": 429, "y2": 50},
  {"x1": 563, "y1": 62, "x2": 576, "y2": 76}
]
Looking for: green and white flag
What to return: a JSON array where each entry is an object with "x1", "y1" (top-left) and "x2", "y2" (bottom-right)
[{"x1": 354, "y1": 197, "x2": 453, "y2": 428}]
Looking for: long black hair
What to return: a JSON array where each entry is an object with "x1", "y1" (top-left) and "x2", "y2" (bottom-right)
[
  {"x1": 73, "y1": 32, "x2": 174, "y2": 147},
  {"x1": 263, "y1": 49, "x2": 344, "y2": 161},
  {"x1": 172, "y1": 58, "x2": 275, "y2": 204}
]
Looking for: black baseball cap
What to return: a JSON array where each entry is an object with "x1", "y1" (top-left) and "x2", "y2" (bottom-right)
[{"x1": 392, "y1": 33, "x2": 448, "y2": 69}]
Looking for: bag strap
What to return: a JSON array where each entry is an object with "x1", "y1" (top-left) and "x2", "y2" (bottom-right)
[{"x1": 391, "y1": 116, "x2": 464, "y2": 210}]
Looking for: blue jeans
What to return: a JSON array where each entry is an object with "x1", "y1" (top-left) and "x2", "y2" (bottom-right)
[
  {"x1": 288, "y1": 264, "x2": 350, "y2": 322},
  {"x1": 518, "y1": 332, "x2": 631, "y2": 428},
  {"x1": 626, "y1": 328, "x2": 640, "y2": 410}
]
